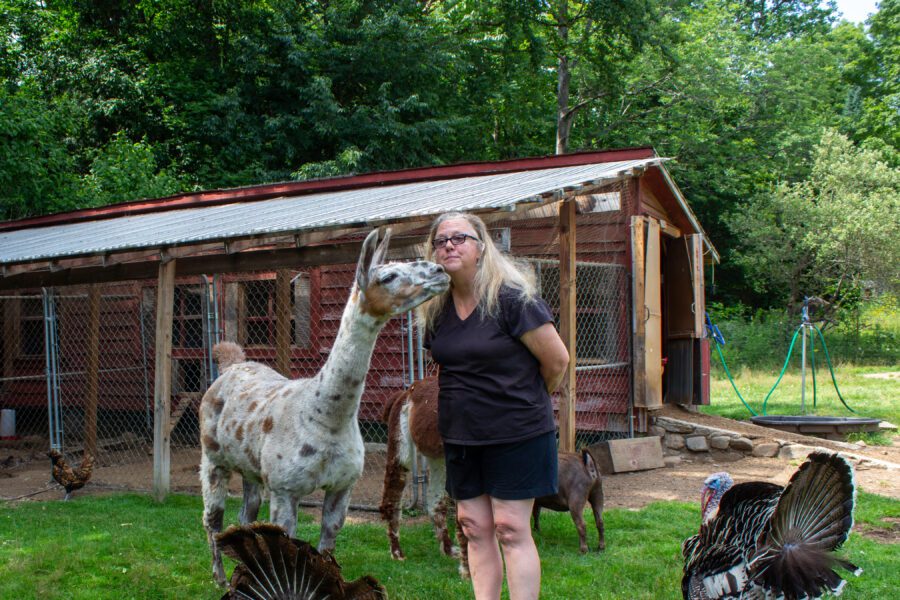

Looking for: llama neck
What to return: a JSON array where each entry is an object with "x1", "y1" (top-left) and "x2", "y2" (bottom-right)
[{"x1": 314, "y1": 291, "x2": 385, "y2": 422}]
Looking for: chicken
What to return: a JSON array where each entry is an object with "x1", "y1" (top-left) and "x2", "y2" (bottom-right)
[
  {"x1": 47, "y1": 449, "x2": 94, "y2": 501},
  {"x1": 682, "y1": 451, "x2": 860, "y2": 599},
  {"x1": 217, "y1": 522, "x2": 387, "y2": 599}
]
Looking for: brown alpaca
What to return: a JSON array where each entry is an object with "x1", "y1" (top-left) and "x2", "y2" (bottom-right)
[{"x1": 379, "y1": 376, "x2": 470, "y2": 579}]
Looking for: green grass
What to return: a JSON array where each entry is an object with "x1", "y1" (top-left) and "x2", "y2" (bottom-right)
[
  {"x1": 705, "y1": 363, "x2": 900, "y2": 429},
  {"x1": 1, "y1": 493, "x2": 897, "y2": 599}
]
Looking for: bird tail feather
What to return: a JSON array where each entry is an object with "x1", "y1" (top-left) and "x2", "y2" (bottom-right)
[
  {"x1": 750, "y1": 451, "x2": 860, "y2": 598},
  {"x1": 216, "y1": 523, "x2": 386, "y2": 599}
]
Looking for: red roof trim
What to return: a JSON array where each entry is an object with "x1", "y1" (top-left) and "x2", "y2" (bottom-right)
[{"x1": 1, "y1": 147, "x2": 656, "y2": 232}]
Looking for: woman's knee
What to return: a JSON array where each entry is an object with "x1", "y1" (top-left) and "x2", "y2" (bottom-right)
[
  {"x1": 493, "y1": 516, "x2": 532, "y2": 547},
  {"x1": 458, "y1": 513, "x2": 494, "y2": 542}
]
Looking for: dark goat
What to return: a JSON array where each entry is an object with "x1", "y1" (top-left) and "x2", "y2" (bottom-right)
[{"x1": 533, "y1": 449, "x2": 606, "y2": 553}]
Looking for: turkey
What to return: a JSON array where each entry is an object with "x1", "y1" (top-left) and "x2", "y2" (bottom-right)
[
  {"x1": 682, "y1": 451, "x2": 861, "y2": 600},
  {"x1": 217, "y1": 522, "x2": 387, "y2": 600}
]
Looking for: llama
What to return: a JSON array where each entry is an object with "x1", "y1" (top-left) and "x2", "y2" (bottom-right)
[
  {"x1": 199, "y1": 229, "x2": 449, "y2": 585},
  {"x1": 379, "y1": 376, "x2": 470, "y2": 579}
]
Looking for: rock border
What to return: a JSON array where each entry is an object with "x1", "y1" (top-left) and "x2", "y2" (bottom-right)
[{"x1": 651, "y1": 415, "x2": 900, "y2": 472}]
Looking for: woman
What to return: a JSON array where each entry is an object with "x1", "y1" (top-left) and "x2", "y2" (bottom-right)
[{"x1": 419, "y1": 212, "x2": 569, "y2": 600}]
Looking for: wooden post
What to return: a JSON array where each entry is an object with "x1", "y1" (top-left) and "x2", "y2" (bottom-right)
[
  {"x1": 84, "y1": 285, "x2": 101, "y2": 459},
  {"x1": 558, "y1": 199, "x2": 577, "y2": 453},
  {"x1": 631, "y1": 217, "x2": 647, "y2": 408},
  {"x1": 275, "y1": 269, "x2": 291, "y2": 377},
  {"x1": 153, "y1": 259, "x2": 176, "y2": 501}
]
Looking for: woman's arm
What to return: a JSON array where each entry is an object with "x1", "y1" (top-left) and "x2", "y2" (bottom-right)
[{"x1": 520, "y1": 323, "x2": 570, "y2": 393}]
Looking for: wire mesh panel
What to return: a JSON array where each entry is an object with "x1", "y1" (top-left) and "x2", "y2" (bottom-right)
[
  {"x1": 0, "y1": 294, "x2": 51, "y2": 445},
  {"x1": 531, "y1": 259, "x2": 632, "y2": 445}
]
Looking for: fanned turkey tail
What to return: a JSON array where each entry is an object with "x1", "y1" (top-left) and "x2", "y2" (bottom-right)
[
  {"x1": 216, "y1": 522, "x2": 387, "y2": 600},
  {"x1": 750, "y1": 451, "x2": 861, "y2": 599}
]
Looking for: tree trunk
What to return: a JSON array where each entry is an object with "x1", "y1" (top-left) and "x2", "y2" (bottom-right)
[{"x1": 555, "y1": 1, "x2": 571, "y2": 155}]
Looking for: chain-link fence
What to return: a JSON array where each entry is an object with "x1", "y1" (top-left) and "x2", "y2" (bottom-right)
[{"x1": 0, "y1": 183, "x2": 637, "y2": 507}]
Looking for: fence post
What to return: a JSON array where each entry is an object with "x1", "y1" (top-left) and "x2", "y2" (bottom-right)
[
  {"x1": 558, "y1": 199, "x2": 577, "y2": 453},
  {"x1": 154, "y1": 259, "x2": 176, "y2": 501}
]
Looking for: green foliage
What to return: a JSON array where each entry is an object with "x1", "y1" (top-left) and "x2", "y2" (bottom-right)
[
  {"x1": 729, "y1": 130, "x2": 900, "y2": 309},
  {"x1": 707, "y1": 296, "x2": 899, "y2": 368},
  {"x1": 78, "y1": 132, "x2": 185, "y2": 206},
  {"x1": 0, "y1": 0, "x2": 897, "y2": 314}
]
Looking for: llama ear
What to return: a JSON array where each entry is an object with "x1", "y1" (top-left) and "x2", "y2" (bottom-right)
[
  {"x1": 356, "y1": 229, "x2": 381, "y2": 290},
  {"x1": 371, "y1": 228, "x2": 392, "y2": 268}
]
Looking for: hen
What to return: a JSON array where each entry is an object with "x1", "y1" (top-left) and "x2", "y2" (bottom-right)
[
  {"x1": 47, "y1": 449, "x2": 94, "y2": 501},
  {"x1": 217, "y1": 522, "x2": 387, "y2": 599},
  {"x1": 682, "y1": 451, "x2": 860, "y2": 600}
]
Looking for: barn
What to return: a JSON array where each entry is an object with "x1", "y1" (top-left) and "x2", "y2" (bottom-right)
[{"x1": 0, "y1": 147, "x2": 718, "y2": 501}]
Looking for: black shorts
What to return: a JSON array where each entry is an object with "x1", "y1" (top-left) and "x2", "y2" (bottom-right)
[{"x1": 443, "y1": 431, "x2": 558, "y2": 501}]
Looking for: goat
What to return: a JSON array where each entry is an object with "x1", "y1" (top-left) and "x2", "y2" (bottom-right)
[{"x1": 533, "y1": 449, "x2": 606, "y2": 553}]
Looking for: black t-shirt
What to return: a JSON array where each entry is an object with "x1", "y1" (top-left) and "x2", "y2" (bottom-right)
[{"x1": 425, "y1": 286, "x2": 556, "y2": 445}]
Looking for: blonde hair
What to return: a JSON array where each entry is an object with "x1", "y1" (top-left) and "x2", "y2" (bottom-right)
[{"x1": 418, "y1": 212, "x2": 537, "y2": 331}]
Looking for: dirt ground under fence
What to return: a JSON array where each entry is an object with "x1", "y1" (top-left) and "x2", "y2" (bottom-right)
[{"x1": 3, "y1": 408, "x2": 898, "y2": 534}]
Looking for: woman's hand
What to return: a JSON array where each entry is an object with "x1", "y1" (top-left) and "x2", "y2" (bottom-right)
[{"x1": 520, "y1": 323, "x2": 570, "y2": 393}]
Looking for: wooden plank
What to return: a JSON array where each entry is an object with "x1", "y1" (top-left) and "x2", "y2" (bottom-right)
[
  {"x1": 84, "y1": 285, "x2": 101, "y2": 458},
  {"x1": 588, "y1": 436, "x2": 664, "y2": 474},
  {"x1": 630, "y1": 216, "x2": 647, "y2": 408},
  {"x1": 558, "y1": 199, "x2": 577, "y2": 453},
  {"x1": 275, "y1": 269, "x2": 291, "y2": 377},
  {"x1": 168, "y1": 392, "x2": 201, "y2": 434},
  {"x1": 153, "y1": 259, "x2": 176, "y2": 501},
  {"x1": 644, "y1": 219, "x2": 662, "y2": 409},
  {"x1": 690, "y1": 234, "x2": 705, "y2": 338}
]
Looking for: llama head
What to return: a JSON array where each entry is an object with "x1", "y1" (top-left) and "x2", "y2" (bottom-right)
[{"x1": 355, "y1": 228, "x2": 449, "y2": 320}]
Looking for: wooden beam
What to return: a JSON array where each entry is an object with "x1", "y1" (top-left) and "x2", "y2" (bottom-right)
[
  {"x1": 84, "y1": 285, "x2": 101, "y2": 459},
  {"x1": 274, "y1": 269, "x2": 291, "y2": 377},
  {"x1": 558, "y1": 199, "x2": 577, "y2": 453},
  {"x1": 153, "y1": 259, "x2": 176, "y2": 502},
  {"x1": 0, "y1": 238, "x2": 417, "y2": 291},
  {"x1": 631, "y1": 216, "x2": 647, "y2": 409}
]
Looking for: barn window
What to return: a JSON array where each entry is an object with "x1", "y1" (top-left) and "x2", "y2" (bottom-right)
[
  {"x1": 20, "y1": 297, "x2": 44, "y2": 356},
  {"x1": 172, "y1": 286, "x2": 204, "y2": 348},
  {"x1": 174, "y1": 358, "x2": 205, "y2": 393},
  {"x1": 239, "y1": 273, "x2": 311, "y2": 349}
]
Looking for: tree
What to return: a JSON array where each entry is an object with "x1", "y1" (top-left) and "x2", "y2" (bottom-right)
[{"x1": 729, "y1": 129, "x2": 900, "y2": 312}]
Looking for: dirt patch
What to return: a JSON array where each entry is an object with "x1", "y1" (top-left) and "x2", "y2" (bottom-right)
[
  {"x1": 2, "y1": 410, "x2": 898, "y2": 518},
  {"x1": 862, "y1": 371, "x2": 900, "y2": 380}
]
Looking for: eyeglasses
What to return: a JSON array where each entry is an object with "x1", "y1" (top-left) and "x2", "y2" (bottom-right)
[{"x1": 432, "y1": 233, "x2": 480, "y2": 250}]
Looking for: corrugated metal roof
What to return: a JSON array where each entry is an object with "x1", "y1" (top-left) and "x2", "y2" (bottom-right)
[{"x1": 1, "y1": 158, "x2": 662, "y2": 266}]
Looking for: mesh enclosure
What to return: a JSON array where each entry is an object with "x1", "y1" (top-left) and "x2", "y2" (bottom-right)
[{"x1": 0, "y1": 182, "x2": 638, "y2": 508}]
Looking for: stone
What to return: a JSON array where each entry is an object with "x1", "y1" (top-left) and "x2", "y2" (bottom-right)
[
  {"x1": 729, "y1": 437, "x2": 754, "y2": 452},
  {"x1": 657, "y1": 419, "x2": 694, "y2": 434},
  {"x1": 685, "y1": 436, "x2": 709, "y2": 452},
  {"x1": 663, "y1": 455, "x2": 682, "y2": 468},
  {"x1": 709, "y1": 436, "x2": 732, "y2": 450},
  {"x1": 649, "y1": 425, "x2": 666, "y2": 439},
  {"x1": 778, "y1": 444, "x2": 816, "y2": 460},
  {"x1": 752, "y1": 442, "x2": 780, "y2": 458},
  {"x1": 664, "y1": 433, "x2": 685, "y2": 450}
]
